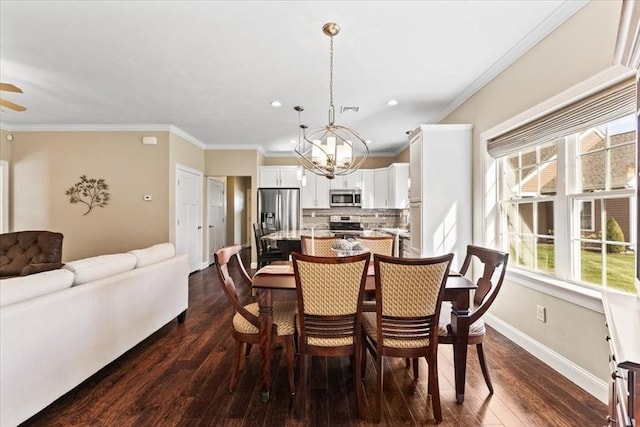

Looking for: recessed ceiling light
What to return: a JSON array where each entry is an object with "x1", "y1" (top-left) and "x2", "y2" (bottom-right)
[
  {"x1": 387, "y1": 99, "x2": 398, "y2": 106},
  {"x1": 365, "y1": 140, "x2": 372, "y2": 144},
  {"x1": 290, "y1": 139, "x2": 297, "y2": 144},
  {"x1": 270, "y1": 100, "x2": 282, "y2": 107}
]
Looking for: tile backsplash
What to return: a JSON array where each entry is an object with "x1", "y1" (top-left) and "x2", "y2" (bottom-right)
[{"x1": 302, "y1": 208, "x2": 409, "y2": 230}]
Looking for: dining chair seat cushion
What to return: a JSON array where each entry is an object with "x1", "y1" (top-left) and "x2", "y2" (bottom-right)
[
  {"x1": 438, "y1": 302, "x2": 486, "y2": 337},
  {"x1": 233, "y1": 301, "x2": 297, "y2": 336},
  {"x1": 362, "y1": 312, "x2": 431, "y2": 348}
]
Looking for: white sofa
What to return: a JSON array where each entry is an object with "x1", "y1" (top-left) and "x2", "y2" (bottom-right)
[{"x1": 0, "y1": 243, "x2": 189, "y2": 427}]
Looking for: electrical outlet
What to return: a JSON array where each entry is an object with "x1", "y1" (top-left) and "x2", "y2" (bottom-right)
[{"x1": 536, "y1": 305, "x2": 546, "y2": 322}]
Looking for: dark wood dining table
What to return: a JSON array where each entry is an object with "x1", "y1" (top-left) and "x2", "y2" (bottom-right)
[{"x1": 252, "y1": 262, "x2": 477, "y2": 404}]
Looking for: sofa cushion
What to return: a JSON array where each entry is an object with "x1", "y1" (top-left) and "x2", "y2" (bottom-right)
[
  {"x1": 0, "y1": 269, "x2": 74, "y2": 307},
  {"x1": 63, "y1": 253, "x2": 137, "y2": 285},
  {"x1": 0, "y1": 231, "x2": 64, "y2": 277},
  {"x1": 128, "y1": 243, "x2": 175, "y2": 268}
]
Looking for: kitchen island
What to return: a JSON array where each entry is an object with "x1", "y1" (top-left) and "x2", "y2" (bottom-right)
[{"x1": 262, "y1": 229, "x2": 403, "y2": 258}]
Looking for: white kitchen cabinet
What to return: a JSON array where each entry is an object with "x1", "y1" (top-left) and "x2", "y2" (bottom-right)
[
  {"x1": 388, "y1": 163, "x2": 409, "y2": 209},
  {"x1": 408, "y1": 124, "x2": 472, "y2": 268},
  {"x1": 373, "y1": 168, "x2": 389, "y2": 208},
  {"x1": 329, "y1": 171, "x2": 362, "y2": 190},
  {"x1": 360, "y1": 170, "x2": 374, "y2": 209},
  {"x1": 301, "y1": 172, "x2": 330, "y2": 209},
  {"x1": 258, "y1": 166, "x2": 300, "y2": 188}
]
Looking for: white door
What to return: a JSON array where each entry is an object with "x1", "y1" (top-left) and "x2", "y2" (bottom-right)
[
  {"x1": 207, "y1": 177, "x2": 226, "y2": 264},
  {"x1": 176, "y1": 167, "x2": 203, "y2": 273}
]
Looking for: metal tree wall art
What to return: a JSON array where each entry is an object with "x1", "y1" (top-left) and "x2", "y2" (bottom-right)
[{"x1": 65, "y1": 175, "x2": 110, "y2": 215}]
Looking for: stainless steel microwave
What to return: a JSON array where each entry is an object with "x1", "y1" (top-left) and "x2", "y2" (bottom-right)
[{"x1": 330, "y1": 190, "x2": 361, "y2": 207}]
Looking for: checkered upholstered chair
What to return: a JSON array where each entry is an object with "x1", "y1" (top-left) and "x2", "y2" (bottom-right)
[
  {"x1": 362, "y1": 253, "x2": 454, "y2": 423},
  {"x1": 291, "y1": 251, "x2": 370, "y2": 420},
  {"x1": 214, "y1": 245, "x2": 297, "y2": 394},
  {"x1": 438, "y1": 245, "x2": 508, "y2": 394},
  {"x1": 354, "y1": 235, "x2": 395, "y2": 257},
  {"x1": 300, "y1": 235, "x2": 337, "y2": 257}
]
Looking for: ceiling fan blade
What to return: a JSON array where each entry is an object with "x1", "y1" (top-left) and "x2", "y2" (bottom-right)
[
  {"x1": 0, "y1": 98, "x2": 27, "y2": 111},
  {"x1": 0, "y1": 83, "x2": 23, "y2": 93}
]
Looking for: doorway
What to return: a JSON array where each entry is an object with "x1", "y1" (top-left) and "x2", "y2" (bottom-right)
[
  {"x1": 176, "y1": 166, "x2": 203, "y2": 273},
  {"x1": 207, "y1": 177, "x2": 226, "y2": 264}
]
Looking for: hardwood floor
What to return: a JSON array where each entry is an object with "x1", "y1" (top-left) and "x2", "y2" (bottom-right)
[{"x1": 23, "y1": 249, "x2": 606, "y2": 426}]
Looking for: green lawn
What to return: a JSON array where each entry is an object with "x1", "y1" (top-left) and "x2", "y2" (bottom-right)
[{"x1": 516, "y1": 245, "x2": 636, "y2": 293}]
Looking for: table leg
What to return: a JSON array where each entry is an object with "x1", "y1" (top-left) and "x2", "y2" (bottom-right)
[
  {"x1": 450, "y1": 293, "x2": 471, "y2": 404},
  {"x1": 258, "y1": 289, "x2": 273, "y2": 402}
]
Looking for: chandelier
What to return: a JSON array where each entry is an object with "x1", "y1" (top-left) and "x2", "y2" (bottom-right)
[{"x1": 294, "y1": 22, "x2": 369, "y2": 180}]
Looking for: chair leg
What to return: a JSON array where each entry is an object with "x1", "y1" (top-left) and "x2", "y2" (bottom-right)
[
  {"x1": 296, "y1": 354, "x2": 308, "y2": 419},
  {"x1": 476, "y1": 342, "x2": 494, "y2": 394},
  {"x1": 285, "y1": 336, "x2": 296, "y2": 395},
  {"x1": 427, "y1": 353, "x2": 442, "y2": 423},
  {"x1": 375, "y1": 353, "x2": 383, "y2": 423},
  {"x1": 361, "y1": 336, "x2": 368, "y2": 381},
  {"x1": 413, "y1": 358, "x2": 419, "y2": 379},
  {"x1": 354, "y1": 345, "x2": 365, "y2": 419},
  {"x1": 245, "y1": 343, "x2": 252, "y2": 359},
  {"x1": 230, "y1": 341, "x2": 244, "y2": 392}
]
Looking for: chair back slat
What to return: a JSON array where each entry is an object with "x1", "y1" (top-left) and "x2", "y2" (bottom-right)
[
  {"x1": 300, "y1": 235, "x2": 337, "y2": 257},
  {"x1": 458, "y1": 245, "x2": 509, "y2": 323}
]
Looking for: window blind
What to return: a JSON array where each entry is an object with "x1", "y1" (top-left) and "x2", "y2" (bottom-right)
[{"x1": 487, "y1": 78, "x2": 636, "y2": 158}]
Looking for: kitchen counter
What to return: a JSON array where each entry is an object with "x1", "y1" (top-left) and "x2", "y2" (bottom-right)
[
  {"x1": 374, "y1": 228, "x2": 410, "y2": 239},
  {"x1": 262, "y1": 230, "x2": 393, "y2": 241}
]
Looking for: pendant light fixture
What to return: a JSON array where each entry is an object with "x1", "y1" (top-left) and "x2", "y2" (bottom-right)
[{"x1": 294, "y1": 22, "x2": 368, "y2": 180}]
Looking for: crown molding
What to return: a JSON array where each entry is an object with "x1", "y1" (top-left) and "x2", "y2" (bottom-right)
[
  {"x1": 205, "y1": 144, "x2": 265, "y2": 154},
  {"x1": 429, "y1": 0, "x2": 589, "y2": 124},
  {"x1": 168, "y1": 125, "x2": 206, "y2": 149}
]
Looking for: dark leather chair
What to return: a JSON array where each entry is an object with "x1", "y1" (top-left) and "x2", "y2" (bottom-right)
[
  {"x1": 253, "y1": 223, "x2": 286, "y2": 267},
  {"x1": 0, "y1": 231, "x2": 64, "y2": 277}
]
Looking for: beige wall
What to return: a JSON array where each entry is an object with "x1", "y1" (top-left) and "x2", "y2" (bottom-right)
[
  {"x1": 443, "y1": 0, "x2": 622, "y2": 383},
  {"x1": 10, "y1": 131, "x2": 171, "y2": 261},
  {"x1": 225, "y1": 176, "x2": 250, "y2": 246},
  {"x1": 0, "y1": 129, "x2": 12, "y2": 161}
]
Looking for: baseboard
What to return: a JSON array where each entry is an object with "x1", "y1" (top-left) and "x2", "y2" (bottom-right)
[
  {"x1": 250, "y1": 262, "x2": 257, "y2": 269},
  {"x1": 241, "y1": 242, "x2": 250, "y2": 249},
  {"x1": 484, "y1": 313, "x2": 608, "y2": 403}
]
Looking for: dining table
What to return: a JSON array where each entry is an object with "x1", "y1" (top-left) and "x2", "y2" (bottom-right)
[{"x1": 252, "y1": 261, "x2": 477, "y2": 404}]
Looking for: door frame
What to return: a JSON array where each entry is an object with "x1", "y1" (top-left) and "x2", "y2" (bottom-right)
[{"x1": 207, "y1": 176, "x2": 227, "y2": 265}]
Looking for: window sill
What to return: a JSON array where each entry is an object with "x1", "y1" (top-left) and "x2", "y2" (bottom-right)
[{"x1": 506, "y1": 268, "x2": 605, "y2": 313}]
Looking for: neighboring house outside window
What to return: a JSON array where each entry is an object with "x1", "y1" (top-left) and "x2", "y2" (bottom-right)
[{"x1": 497, "y1": 114, "x2": 637, "y2": 293}]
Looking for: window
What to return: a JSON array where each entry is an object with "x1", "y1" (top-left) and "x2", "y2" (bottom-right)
[{"x1": 497, "y1": 114, "x2": 637, "y2": 293}]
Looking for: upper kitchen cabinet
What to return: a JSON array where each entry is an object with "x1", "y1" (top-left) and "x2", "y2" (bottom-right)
[
  {"x1": 330, "y1": 171, "x2": 362, "y2": 190},
  {"x1": 258, "y1": 166, "x2": 300, "y2": 188},
  {"x1": 408, "y1": 124, "x2": 472, "y2": 266},
  {"x1": 373, "y1": 168, "x2": 389, "y2": 208},
  {"x1": 388, "y1": 163, "x2": 409, "y2": 209},
  {"x1": 301, "y1": 172, "x2": 330, "y2": 209},
  {"x1": 360, "y1": 170, "x2": 374, "y2": 209}
]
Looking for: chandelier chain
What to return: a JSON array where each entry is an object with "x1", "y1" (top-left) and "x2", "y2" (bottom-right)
[{"x1": 329, "y1": 35, "x2": 334, "y2": 109}]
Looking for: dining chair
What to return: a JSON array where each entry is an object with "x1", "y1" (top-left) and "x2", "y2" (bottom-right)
[
  {"x1": 253, "y1": 223, "x2": 287, "y2": 267},
  {"x1": 214, "y1": 245, "x2": 297, "y2": 394},
  {"x1": 438, "y1": 245, "x2": 509, "y2": 394},
  {"x1": 354, "y1": 235, "x2": 395, "y2": 312},
  {"x1": 362, "y1": 253, "x2": 454, "y2": 423},
  {"x1": 291, "y1": 251, "x2": 370, "y2": 420},
  {"x1": 300, "y1": 235, "x2": 337, "y2": 257},
  {"x1": 354, "y1": 235, "x2": 394, "y2": 257}
]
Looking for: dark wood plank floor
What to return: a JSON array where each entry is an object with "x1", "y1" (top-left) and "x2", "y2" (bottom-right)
[{"x1": 23, "y1": 249, "x2": 606, "y2": 426}]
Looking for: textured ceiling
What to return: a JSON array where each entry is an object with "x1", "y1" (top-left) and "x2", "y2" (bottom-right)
[{"x1": 0, "y1": 1, "x2": 587, "y2": 155}]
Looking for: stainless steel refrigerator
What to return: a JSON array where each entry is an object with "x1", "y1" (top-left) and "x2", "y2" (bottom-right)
[{"x1": 257, "y1": 188, "x2": 301, "y2": 234}]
